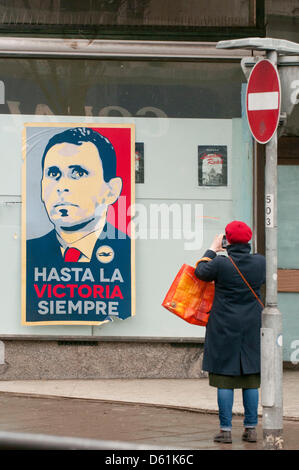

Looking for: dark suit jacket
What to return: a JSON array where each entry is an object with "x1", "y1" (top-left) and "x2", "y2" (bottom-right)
[{"x1": 26, "y1": 223, "x2": 132, "y2": 324}]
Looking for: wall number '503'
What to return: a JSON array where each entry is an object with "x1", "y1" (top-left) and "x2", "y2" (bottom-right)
[{"x1": 265, "y1": 194, "x2": 274, "y2": 228}]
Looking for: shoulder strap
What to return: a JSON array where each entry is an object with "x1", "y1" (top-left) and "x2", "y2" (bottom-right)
[{"x1": 228, "y1": 256, "x2": 264, "y2": 308}]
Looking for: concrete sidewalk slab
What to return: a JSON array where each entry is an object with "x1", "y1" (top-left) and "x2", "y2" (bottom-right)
[{"x1": 0, "y1": 370, "x2": 298, "y2": 420}]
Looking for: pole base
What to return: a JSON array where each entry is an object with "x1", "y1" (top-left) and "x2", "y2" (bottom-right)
[{"x1": 263, "y1": 429, "x2": 284, "y2": 450}]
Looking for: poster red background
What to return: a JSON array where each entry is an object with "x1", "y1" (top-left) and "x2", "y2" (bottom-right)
[{"x1": 93, "y1": 127, "x2": 133, "y2": 236}]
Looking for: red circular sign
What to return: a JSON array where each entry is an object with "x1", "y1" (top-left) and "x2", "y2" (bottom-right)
[{"x1": 246, "y1": 59, "x2": 281, "y2": 144}]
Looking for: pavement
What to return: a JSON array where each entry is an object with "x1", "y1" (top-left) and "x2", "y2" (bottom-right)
[
  {"x1": 0, "y1": 370, "x2": 298, "y2": 451},
  {"x1": 0, "y1": 370, "x2": 298, "y2": 419}
]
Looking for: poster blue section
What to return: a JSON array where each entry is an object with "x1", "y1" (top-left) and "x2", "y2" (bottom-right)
[{"x1": 26, "y1": 223, "x2": 131, "y2": 323}]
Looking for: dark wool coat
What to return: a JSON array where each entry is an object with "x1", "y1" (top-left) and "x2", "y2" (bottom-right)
[{"x1": 195, "y1": 244, "x2": 266, "y2": 376}]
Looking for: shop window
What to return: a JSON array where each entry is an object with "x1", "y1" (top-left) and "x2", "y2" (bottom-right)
[
  {"x1": 0, "y1": 58, "x2": 245, "y2": 118},
  {"x1": 0, "y1": 0, "x2": 265, "y2": 39}
]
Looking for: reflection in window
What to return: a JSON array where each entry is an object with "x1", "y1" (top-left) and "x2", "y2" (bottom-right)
[
  {"x1": 0, "y1": 58, "x2": 245, "y2": 118},
  {"x1": 0, "y1": 0, "x2": 256, "y2": 27}
]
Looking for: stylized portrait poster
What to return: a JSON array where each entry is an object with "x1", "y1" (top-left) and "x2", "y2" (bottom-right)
[
  {"x1": 198, "y1": 145, "x2": 228, "y2": 187},
  {"x1": 22, "y1": 123, "x2": 135, "y2": 325}
]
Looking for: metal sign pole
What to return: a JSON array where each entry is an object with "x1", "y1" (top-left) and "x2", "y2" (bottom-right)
[{"x1": 261, "y1": 50, "x2": 284, "y2": 450}]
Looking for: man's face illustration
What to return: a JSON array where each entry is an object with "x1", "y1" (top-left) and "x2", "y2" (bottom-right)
[{"x1": 42, "y1": 141, "x2": 118, "y2": 229}]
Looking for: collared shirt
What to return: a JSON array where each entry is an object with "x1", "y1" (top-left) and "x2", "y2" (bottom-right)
[{"x1": 56, "y1": 219, "x2": 106, "y2": 262}]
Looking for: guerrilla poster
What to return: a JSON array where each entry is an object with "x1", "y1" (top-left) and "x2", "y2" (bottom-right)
[
  {"x1": 198, "y1": 145, "x2": 228, "y2": 187},
  {"x1": 22, "y1": 123, "x2": 135, "y2": 326}
]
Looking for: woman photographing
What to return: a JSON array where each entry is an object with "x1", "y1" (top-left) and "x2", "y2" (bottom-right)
[{"x1": 195, "y1": 221, "x2": 266, "y2": 444}]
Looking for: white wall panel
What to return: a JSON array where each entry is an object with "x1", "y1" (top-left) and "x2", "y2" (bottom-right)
[{"x1": 0, "y1": 114, "x2": 251, "y2": 338}]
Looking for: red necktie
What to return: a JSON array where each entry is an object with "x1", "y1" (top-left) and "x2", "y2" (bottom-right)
[{"x1": 64, "y1": 247, "x2": 82, "y2": 262}]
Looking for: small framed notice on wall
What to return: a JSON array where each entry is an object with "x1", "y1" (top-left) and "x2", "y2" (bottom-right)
[
  {"x1": 135, "y1": 142, "x2": 144, "y2": 184},
  {"x1": 198, "y1": 145, "x2": 227, "y2": 187}
]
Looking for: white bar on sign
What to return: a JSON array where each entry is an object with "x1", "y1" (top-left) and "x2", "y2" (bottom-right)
[{"x1": 248, "y1": 91, "x2": 279, "y2": 111}]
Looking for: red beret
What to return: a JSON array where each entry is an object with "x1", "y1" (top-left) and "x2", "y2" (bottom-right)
[{"x1": 225, "y1": 221, "x2": 252, "y2": 244}]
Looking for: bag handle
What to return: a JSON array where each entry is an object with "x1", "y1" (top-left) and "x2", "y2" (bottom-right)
[{"x1": 228, "y1": 256, "x2": 264, "y2": 309}]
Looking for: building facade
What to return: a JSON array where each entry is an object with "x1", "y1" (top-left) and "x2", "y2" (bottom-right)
[{"x1": 0, "y1": 0, "x2": 298, "y2": 379}]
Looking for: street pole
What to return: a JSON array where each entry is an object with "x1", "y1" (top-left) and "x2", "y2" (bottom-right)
[{"x1": 261, "y1": 50, "x2": 284, "y2": 450}]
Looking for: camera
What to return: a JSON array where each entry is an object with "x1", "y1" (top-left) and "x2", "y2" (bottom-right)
[{"x1": 222, "y1": 234, "x2": 227, "y2": 249}]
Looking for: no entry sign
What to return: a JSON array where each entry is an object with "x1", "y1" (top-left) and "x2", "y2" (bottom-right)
[{"x1": 246, "y1": 59, "x2": 281, "y2": 144}]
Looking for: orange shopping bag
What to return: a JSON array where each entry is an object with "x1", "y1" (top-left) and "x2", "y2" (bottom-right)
[{"x1": 162, "y1": 264, "x2": 215, "y2": 326}]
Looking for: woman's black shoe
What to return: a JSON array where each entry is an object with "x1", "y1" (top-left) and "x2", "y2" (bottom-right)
[
  {"x1": 213, "y1": 430, "x2": 232, "y2": 443},
  {"x1": 242, "y1": 428, "x2": 257, "y2": 442}
]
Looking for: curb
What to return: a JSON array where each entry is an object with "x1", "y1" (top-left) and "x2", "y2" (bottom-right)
[{"x1": 1, "y1": 390, "x2": 298, "y2": 421}]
